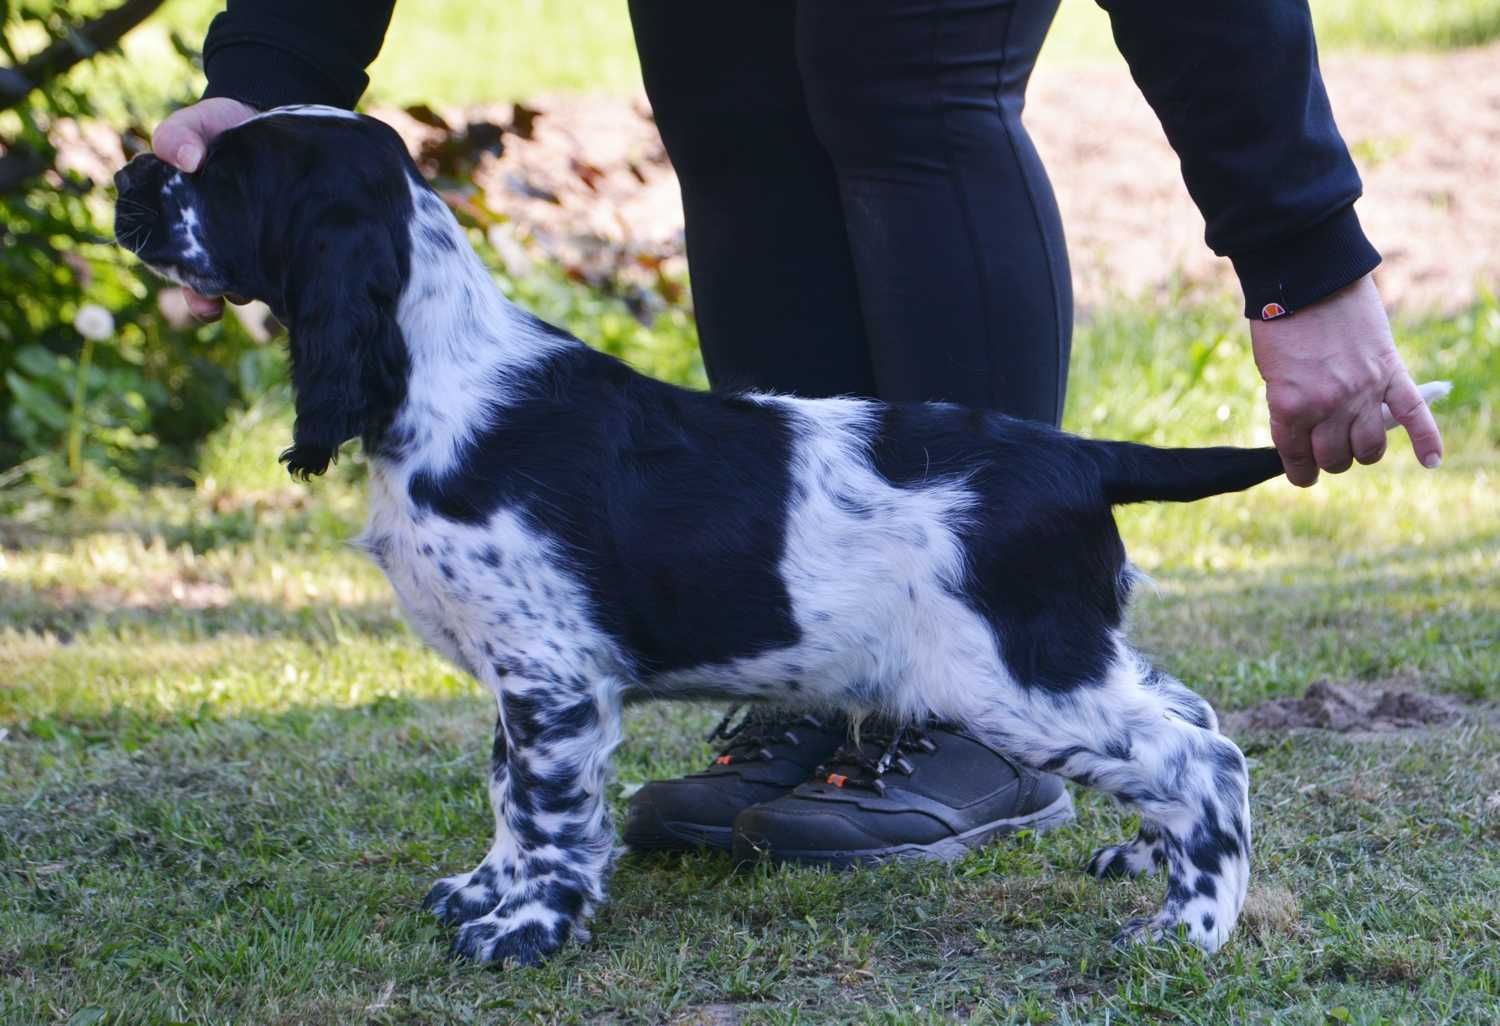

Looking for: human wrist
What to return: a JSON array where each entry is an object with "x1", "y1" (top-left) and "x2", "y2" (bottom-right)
[{"x1": 1230, "y1": 205, "x2": 1381, "y2": 322}]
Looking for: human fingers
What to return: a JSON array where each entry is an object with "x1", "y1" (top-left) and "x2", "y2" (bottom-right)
[
  {"x1": 1268, "y1": 406, "x2": 1320, "y2": 487},
  {"x1": 1382, "y1": 370, "x2": 1445, "y2": 469},
  {"x1": 1310, "y1": 412, "x2": 1357, "y2": 475},
  {"x1": 152, "y1": 97, "x2": 257, "y2": 172},
  {"x1": 1349, "y1": 402, "x2": 1388, "y2": 466}
]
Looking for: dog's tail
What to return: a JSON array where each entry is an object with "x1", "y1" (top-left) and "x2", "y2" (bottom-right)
[
  {"x1": 1091, "y1": 441, "x2": 1284, "y2": 505},
  {"x1": 1091, "y1": 380, "x2": 1452, "y2": 506}
]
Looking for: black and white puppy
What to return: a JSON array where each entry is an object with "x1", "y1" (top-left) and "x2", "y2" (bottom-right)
[{"x1": 114, "y1": 107, "x2": 1443, "y2": 965}]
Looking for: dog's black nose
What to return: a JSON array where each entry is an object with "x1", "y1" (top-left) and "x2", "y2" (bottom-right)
[
  {"x1": 114, "y1": 153, "x2": 168, "y2": 195},
  {"x1": 114, "y1": 154, "x2": 172, "y2": 256}
]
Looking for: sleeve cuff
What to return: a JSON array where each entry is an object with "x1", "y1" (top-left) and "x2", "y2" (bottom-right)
[
  {"x1": 1229, "y1": 205, "x2": 1382, "y2": 321},
  {"x1": 203, "y1": 40, "x2": 368, "y2": 111}
]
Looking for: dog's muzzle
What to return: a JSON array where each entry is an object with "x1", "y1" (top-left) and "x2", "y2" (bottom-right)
[{"x1": 113, "y1": 154, "x2": 175, "y2": 260}]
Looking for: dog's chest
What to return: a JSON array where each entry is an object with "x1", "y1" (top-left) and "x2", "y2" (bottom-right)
[{"x1": 358, "y1": 467, "x2": 609, "y2": 681}]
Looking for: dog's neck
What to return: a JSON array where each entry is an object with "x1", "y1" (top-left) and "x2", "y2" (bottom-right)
[{"x1": 385, "y1": 175, "x2": 575, "y2": 476}]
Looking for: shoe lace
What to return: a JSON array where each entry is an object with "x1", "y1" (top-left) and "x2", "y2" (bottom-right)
[
  {"x1": 706, "y1": 705, "x2": 829, "y2": 764},
  {"x1": 818, "y1": 720, "x2": 937, "y2": 795}
]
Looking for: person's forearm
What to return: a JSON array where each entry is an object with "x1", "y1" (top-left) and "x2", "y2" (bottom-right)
[
  {"x1": 1095, "y1": 0, "x2": 1379, "y2": 319},
  {"x1": 202, "y1": 0, "x2": 397, "y2": 111}
]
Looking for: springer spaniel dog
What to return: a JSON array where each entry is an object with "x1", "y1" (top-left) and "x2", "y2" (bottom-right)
[{"x1": 114, "y1": 107, "x2": 1446, "y2": 965}]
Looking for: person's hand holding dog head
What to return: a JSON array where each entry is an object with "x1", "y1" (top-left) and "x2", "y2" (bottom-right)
[{"x1": 150, "y1": 97, "x2": 257, "y2": 320}]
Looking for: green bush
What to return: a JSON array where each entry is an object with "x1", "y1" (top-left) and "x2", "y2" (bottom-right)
[
  {"x1": 0, "y1": 2, "x2": 701, "y2": 512},
  {"x1": 0, "y1": 1, "x2": 273, "y2": 490}
]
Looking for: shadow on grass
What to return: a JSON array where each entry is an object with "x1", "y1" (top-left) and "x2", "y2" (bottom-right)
[
  {"x1": 0, "y1": 498, "x2": 362, "y2": 558},
  {"x1": 0, "y1": 582, "x2": 404, "y2": 643},
  {"x1": 0, "y1": 684, "x2": 1144, "y2": 1023}
]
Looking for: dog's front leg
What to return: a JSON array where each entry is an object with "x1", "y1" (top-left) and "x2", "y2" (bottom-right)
[
  {"x1": 448, "y1": 671, "x2": 624, "y2": 966},
  {"x1": 423, "y1": 711, "x2": 518, "y2": 924}
]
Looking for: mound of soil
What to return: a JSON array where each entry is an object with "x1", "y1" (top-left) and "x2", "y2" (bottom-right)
[{"x1": 1228, "y1": 680, "x2": 1462, "y2": 734}]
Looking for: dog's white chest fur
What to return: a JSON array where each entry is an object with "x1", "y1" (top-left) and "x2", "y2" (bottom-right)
[{"x1": 358, "y1": 467, "x2": 616, "y2": 689}]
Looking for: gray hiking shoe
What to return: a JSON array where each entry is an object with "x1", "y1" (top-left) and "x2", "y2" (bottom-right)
[
  {"x1": 622, "y1": 706, "x2": 849, "y2": 852},
  {"x1": 731, "y1": 720, "x2": 1074, "y2": 868}
]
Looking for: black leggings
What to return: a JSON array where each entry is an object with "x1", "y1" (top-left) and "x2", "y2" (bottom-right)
[{"x1": 628, "y1": 0, "x2": 1072, "y2": 425}]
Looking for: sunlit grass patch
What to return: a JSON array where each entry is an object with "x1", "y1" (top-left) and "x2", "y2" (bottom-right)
[{"x1": 0, "y1": 632, "x2": 475, "y2": 743}]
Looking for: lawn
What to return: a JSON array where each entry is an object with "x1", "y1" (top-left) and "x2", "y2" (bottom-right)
[
  {"x1": 4, "y1": 3, "x2": 1499, "y2": 1023},
  {"x1": 3, "y1": 290, "x2": 1497, "y2": 1024}
]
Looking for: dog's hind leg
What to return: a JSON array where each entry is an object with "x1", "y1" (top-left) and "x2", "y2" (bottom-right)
[
  {"x1": 1085, "y1": 819, "x2": 1166, "y2": 880},
  {"x1": 1085, "y1": 666, "x2": 1219, "y2": 882},
  {"x1": 423, "y1": 711, "x2": 518, "y2": 925},
  {"x1": 449, "y1": 670, "x2": 624, "y2": 965},
  {"x1": 979, "y1": 658, "x2": 1250, "y2": 952}
]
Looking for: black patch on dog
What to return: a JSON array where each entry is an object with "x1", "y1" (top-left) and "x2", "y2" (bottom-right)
[
  {"x1": 867, "y1": 403, "x2": 1126, "y2": 692},
  {"x1": 410, "y1": 338, "x2": 802, "y2": 674}
]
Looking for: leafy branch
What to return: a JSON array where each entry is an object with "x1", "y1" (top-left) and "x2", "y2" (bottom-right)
[{"x1": 0, "y1": 0, "x2": 167, "y2": 112}]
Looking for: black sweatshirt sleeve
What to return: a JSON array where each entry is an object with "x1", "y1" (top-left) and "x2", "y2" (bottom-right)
[
  {"x1": 201, "y1": 0, "x2": 396, "y2": 112},
  {"x1": 1096, "y1": 1, "x2": 1380, "y2": 319}
]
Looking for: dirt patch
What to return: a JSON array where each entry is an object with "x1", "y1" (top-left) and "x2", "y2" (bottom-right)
[
  {"x1": 1239, "y1": 884, "x2": 1301, "y2": 942},
  {"x1": 1225, "y1": 680, "x2": 1463, "y2": 734},
  {"x1": 1024, "y1": 43, "x2": 1500, "y2": 314},
  {"x1": 667, "y1": 1005, "x2": 742, "y2": 1026},
  {"x1": 379, "y1": 96, "x2": 686, "y2": 319},
  {"x1": 366, "y1": 42, "x2": 1499, "y2": 319}
]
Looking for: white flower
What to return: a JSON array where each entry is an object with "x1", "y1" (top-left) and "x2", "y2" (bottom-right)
[{"x1": 73, "y1": 304, "x2": 115, "y2": 341}]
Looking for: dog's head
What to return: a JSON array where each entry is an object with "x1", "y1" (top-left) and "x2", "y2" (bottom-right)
[{"x1": 114, "y1": 107, "x2": 415, "y2": 478}]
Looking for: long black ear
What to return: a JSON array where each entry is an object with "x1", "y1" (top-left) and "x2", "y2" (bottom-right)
[{"x1": 279, "y1": 216, "x2": 409, "y2": 479}]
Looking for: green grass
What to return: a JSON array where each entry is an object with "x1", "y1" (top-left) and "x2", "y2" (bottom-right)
[
  {"x1": 3, "y1": 287, "x2": 1498, "y2": 1024},
  {"x1": 1310, "y1": 0, "x2": 1500, "y2": 51},
  {"x1": 1041, "y1": 0, "x2": 1500, "y2": 65},
  {"x1": 118, "y1": 0, "x2": 1500, "y2": 108}
]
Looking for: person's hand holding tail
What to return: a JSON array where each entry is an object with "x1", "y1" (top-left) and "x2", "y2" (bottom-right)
[{"x1": 1251, "y1": 273, "x2": 1444, "y2": 487}]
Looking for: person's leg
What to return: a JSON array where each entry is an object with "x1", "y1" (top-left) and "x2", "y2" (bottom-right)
[
  {"x1": 728, "y1": 0, "x2": 1078, "y2": 867},
  {"x1": 623, "y1": 0, "x2": 864, "y2": 855},
  {"x1": 628, "y1": 0, "x2": 877, "y2": 398},
  {"x1": 623, "y1": 0, "x2": 1075, "y2": 866},
  {"x1": 797, "y1": 0, "x2": 1073, "y2": 425}
]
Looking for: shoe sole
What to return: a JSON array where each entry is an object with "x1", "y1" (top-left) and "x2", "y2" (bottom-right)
[
  {"x1": 732, "y1": 788, "x2": 1076, "y2": 869},
  {"x1": 622, "y1": 804, "x2": 734, "y2": 853}
]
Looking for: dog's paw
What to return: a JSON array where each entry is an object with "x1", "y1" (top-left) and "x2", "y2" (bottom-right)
[
  {"x1": 1112, "y1": 908, "x2": 1227, "y2": 954},
  {"x1": 1112, "y1": 913, "x2": 1166, "y2": 947},
  {"x1": 450, "y1": 905, "x2": 572, "y2": 966},
  {"x1": 423, "y1": 866, "x2": 505, "y2": 926},
  {"x1": 1086, "y1": 839, "x2": 1162, "y2": 880}
]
